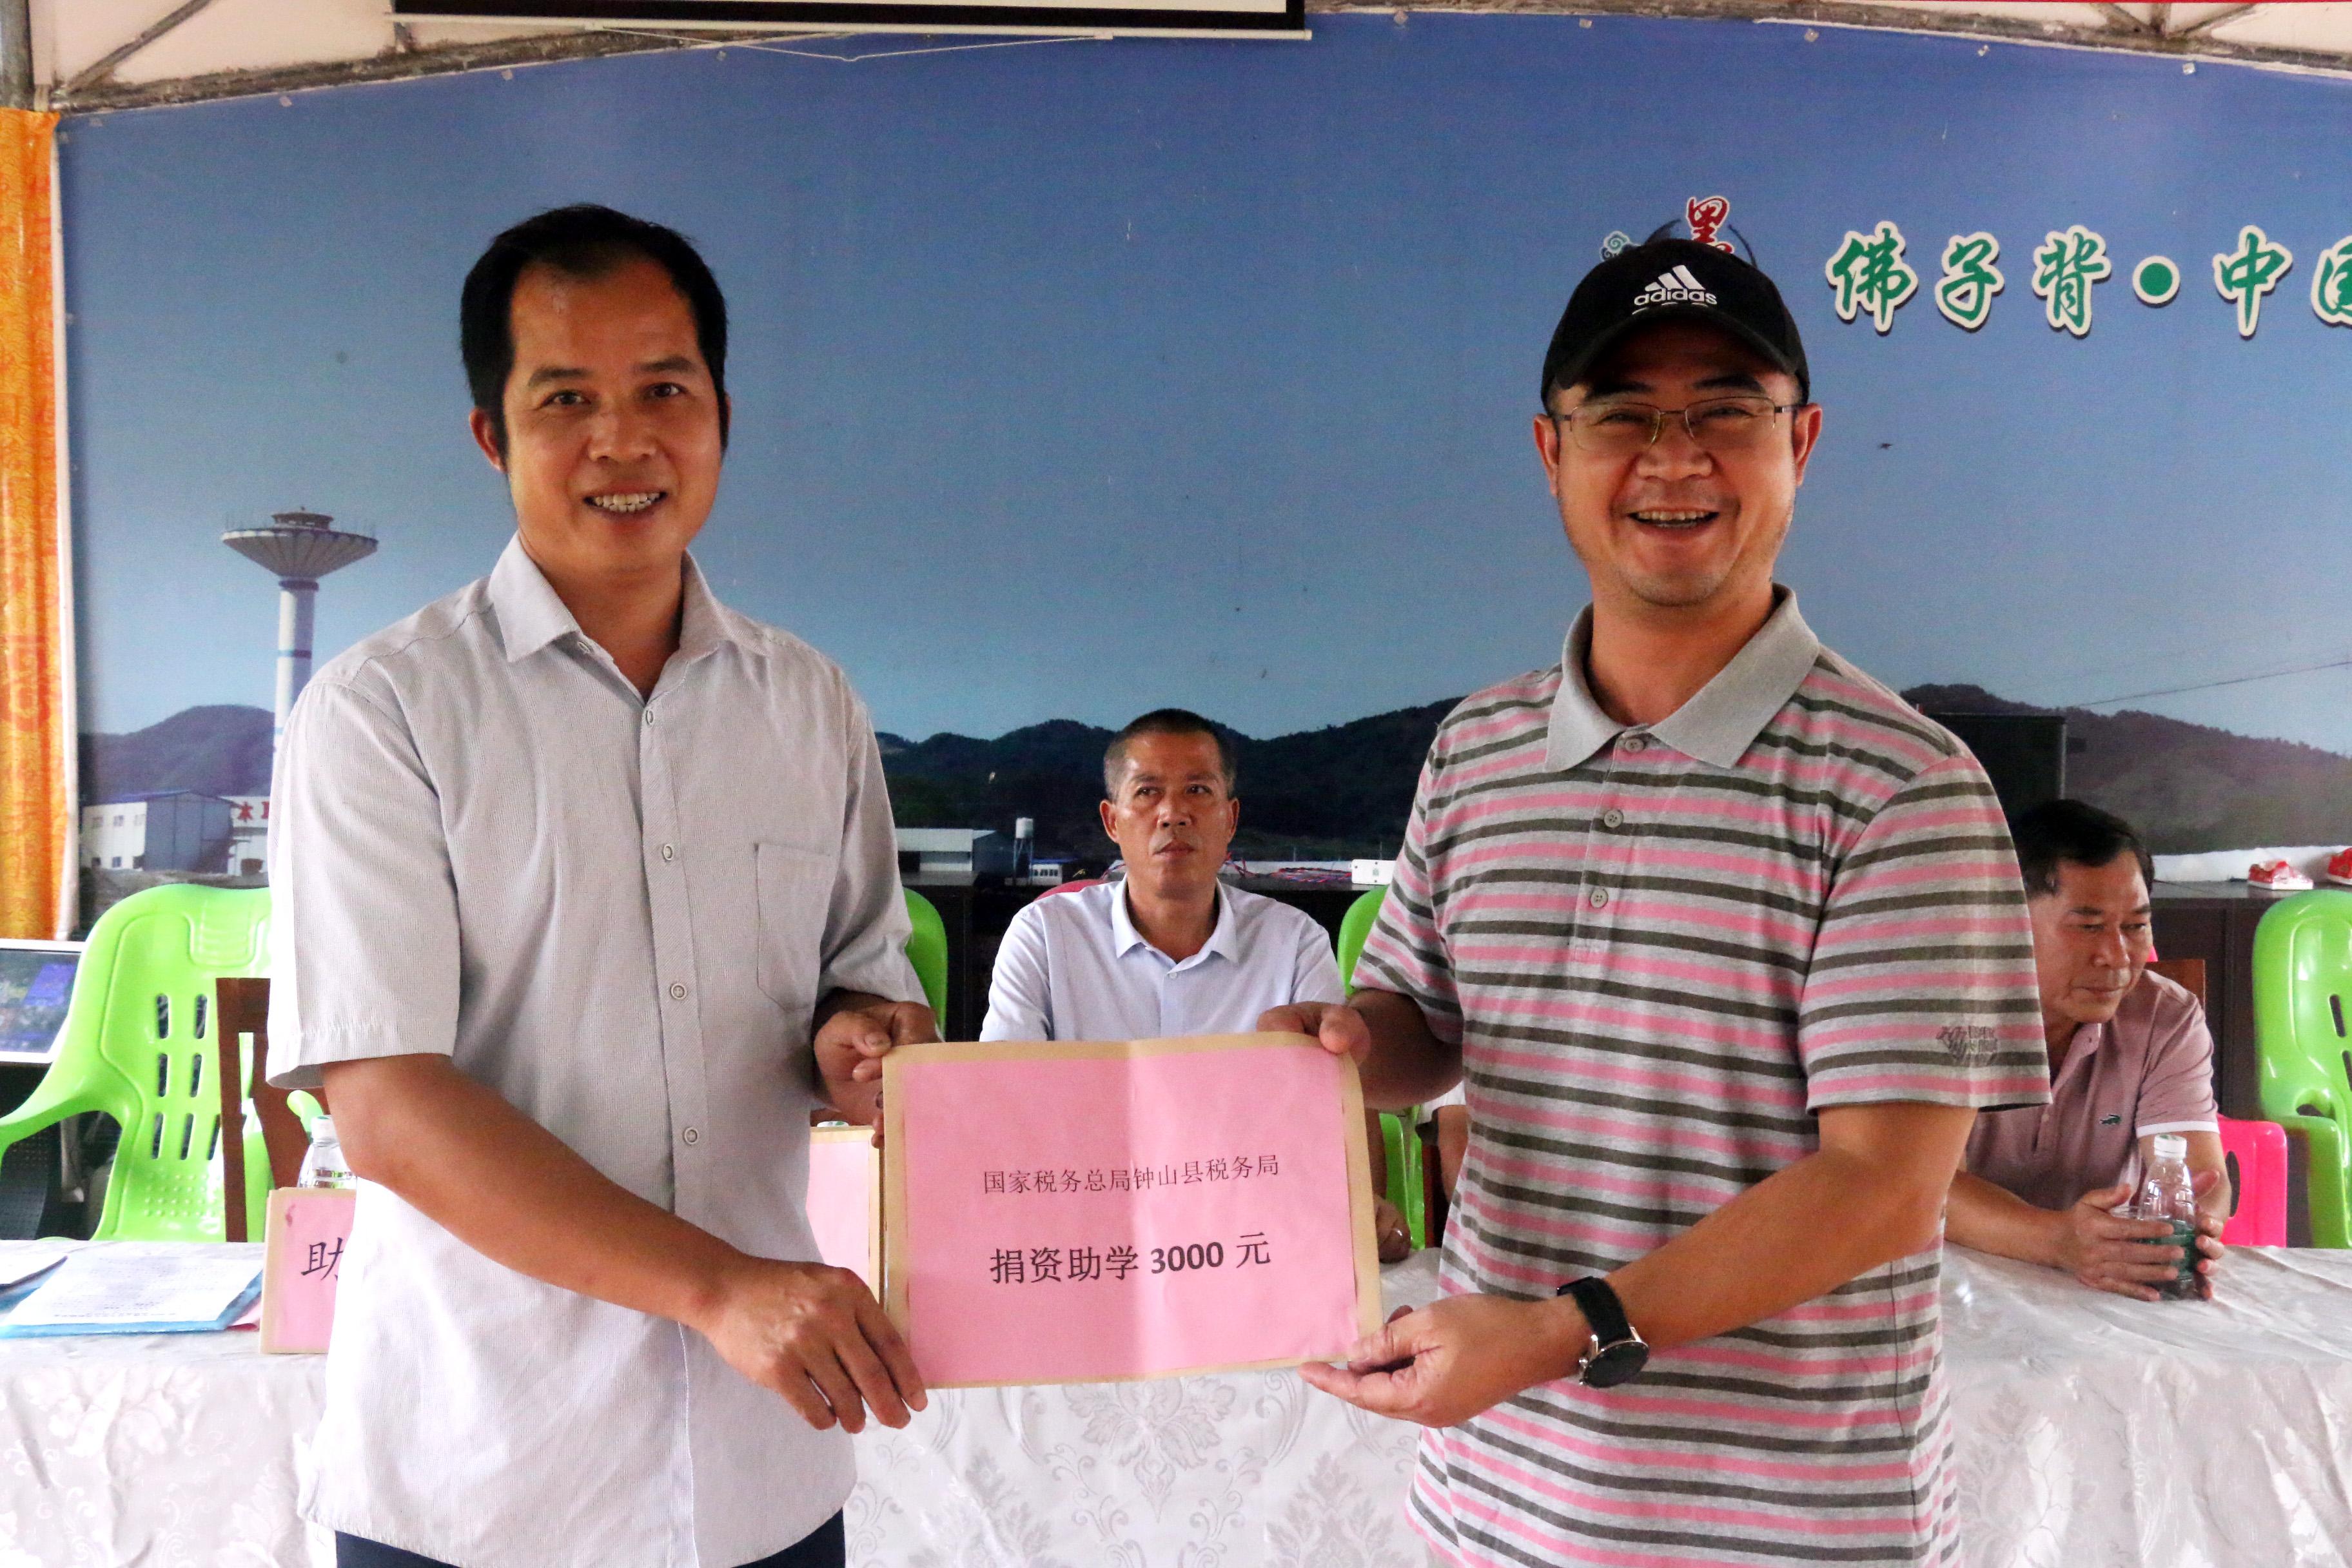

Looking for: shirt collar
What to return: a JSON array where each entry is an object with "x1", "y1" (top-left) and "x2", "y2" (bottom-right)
[
  {"x1": 2052, "y1": 1017, "x2": 2111, "y2": 1091},
  {"x1": 490, "y1": 534, "x2": 743, "y2": 666},
  {"x1": 1543, "y1": 587, "x2": 1823, "y2": 772},
  {"x1": 1111, "y1": 881, "x2": 1238, "y2": 965}
]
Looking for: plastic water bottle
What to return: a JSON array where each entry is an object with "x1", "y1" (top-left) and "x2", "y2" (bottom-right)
[
  {"x1": 2134, "y1": 1133, "x2": 2200, "y2": 1300},
  {"x1": 297, "y1": 1115, "x2": 355, "y2": 1190}
]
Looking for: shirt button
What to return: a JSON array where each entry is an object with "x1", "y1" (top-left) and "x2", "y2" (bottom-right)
[
  {"x1": 669, "y1": 982, "x2": 687, "y2": 1000},
  {"x1": 1602, "y1": 808, "x2": 1625, "y2": 829},
  {"x1": 661, "y1": 844, "x2": 675, "y2": 861},
  {"x1": 1589, "y1": 888, "x2": 1610, "y2": 910},
  {"x1": 681, "y1": 1127, "x2": 700, "y2": 1146},
  {"x1": 642, "y1": 710, "x2": 655, "y2": 727},
  {"x1": 1623, "y1": 735, "x2": 1647, "y2": 754}
]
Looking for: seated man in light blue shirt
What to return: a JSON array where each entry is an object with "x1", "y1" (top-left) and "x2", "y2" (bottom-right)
[
  {"x1": 980, "y1": 709, "x2": 1413, "y2": 1257},
  {"x1": 981, "y1": 708, "x2": 1341, "y2": 1043}
]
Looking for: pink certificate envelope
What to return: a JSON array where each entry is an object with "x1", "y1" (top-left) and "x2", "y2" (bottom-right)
[
  {"x1": 806, "y1": 1126, "x2": 881, "y2": 1291},
  {"x1": 883, "y1": 1032, "x2": 1380, "y2": 1388},
  {"x1": 259, "y1": 1187, "x2": 356, "y2": 1355}
]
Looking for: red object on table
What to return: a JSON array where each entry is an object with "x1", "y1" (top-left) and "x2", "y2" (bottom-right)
[{"x1": 2215, "y1": 1115, "x2": 2289, "y2": 1247}]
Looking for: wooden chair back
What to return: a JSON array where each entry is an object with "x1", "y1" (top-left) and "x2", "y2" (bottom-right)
[
  {"x1": 213, "y1": 977, "x2": 315, "y2": 1242},
  {"x1": 2150, "y1": 957, "x2": 2208, "y2": 1009}
]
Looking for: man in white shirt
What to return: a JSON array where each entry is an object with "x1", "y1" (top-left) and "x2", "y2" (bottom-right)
[
  {"x1": 269, "y1": 205, "x2": 928, "y2": 1568},
  {"x1": 980, "y1": 710, "x2": 1411, "y2": 1257},
  {"x1": 981, "y1": 710, "x2": 1340, "y2": 1044}
]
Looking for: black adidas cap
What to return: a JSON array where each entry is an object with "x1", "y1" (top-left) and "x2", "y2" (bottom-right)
[{"x1": 1540, "y1": 238, "x2": 1809, "y2": 406}]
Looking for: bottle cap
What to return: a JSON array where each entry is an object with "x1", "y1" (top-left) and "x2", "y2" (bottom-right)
[
  {"x1": 2153, "y1": 1132, "x2": 2187, "y2": 1162},
  {"x1": 310, "y1": 1114, "x2": 337, "y2": 1141}
]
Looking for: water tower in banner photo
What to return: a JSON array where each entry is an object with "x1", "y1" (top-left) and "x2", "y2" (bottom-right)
[{"x1": 221, "y1": 509, "x2": 378, "y2": 743}]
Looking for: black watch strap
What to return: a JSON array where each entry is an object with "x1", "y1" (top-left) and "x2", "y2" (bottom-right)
[
  {"x1": 1557, "y1": 1275, "x2": 1633, "y2": 1343},
  {"x1": 1555, "y1": 1275, "x2": 1648, "y2": 1387}
]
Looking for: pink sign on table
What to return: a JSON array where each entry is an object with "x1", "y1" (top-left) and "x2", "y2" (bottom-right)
[
  {"x1": 883, "y1": 1033, "x2": 1378, "y2": 1388},
  {"x1": 259, "y1": 1186, "x2": 356, "y2": 1355},
  {"x1": 807, "y1": 1126, "x2": 881, "y2": 1290}
]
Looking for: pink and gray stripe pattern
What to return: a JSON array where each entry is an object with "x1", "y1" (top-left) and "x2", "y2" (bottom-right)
[{"x1": 1358, "y1": 645, "x2": 2044, "y2": 1567}]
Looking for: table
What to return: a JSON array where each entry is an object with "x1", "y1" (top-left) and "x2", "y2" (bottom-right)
[
  {"x1": 6, "y1": 1242, "x2": 2352, "y2": 1566},
  {"x1": 0, "y1": 1242, "x2": 326, "y2": 1566}
]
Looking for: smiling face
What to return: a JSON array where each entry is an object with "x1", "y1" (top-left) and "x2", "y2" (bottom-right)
[
  {"x1": 1099, "y1": 730, "x2": 1239, "y2": 905},
  {"x1": 2030, "y1": 855, "x2": 2155, "y2": 1037},
  {"x1": 469, "y1": 255, "x2": 726, "y2": 592},
  {"x1": 1534, "y1": 318, "x2": 1820, "y2": 625}
]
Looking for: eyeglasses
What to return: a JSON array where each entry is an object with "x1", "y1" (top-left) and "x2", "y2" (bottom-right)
[{"x1": 1547, "y1": 395, "x2": 1806, "y2": 458}]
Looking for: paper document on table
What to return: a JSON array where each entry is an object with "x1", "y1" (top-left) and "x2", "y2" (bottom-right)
[
  {"x1": 0, "y1": 1243, "x2": 263, "y2": 1336},
  {"x1": 883, "y1": 1032, "x2": 1380, "y2": 1389},
  {"x1": 0, "y1": 1243, "x2": 72, "y2": 1293}
]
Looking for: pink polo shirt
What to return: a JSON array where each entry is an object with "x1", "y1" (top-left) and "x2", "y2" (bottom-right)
[{"x1": 1965, "y1": 969, "x2": 2219, "y2": 1211}]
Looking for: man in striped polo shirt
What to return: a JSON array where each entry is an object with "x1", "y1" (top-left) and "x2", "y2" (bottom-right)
[{"x1": 1268, "y1": 237, "x2": 2047, "y2": 1565}]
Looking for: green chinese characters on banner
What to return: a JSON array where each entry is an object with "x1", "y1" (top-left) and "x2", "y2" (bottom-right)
[
  {"x1": 2308, "y1": 235, "x2": 2352, "y2": 328},
  {"x1": 2213, "y1": 226, "x2": 2293, "y2": 338},
  {"x1": 2030, "y1": 226, "x2": 2110, "y2": 338},
  {"x1": 1825, "y1": 222, "x2": 1917, "y2": 333},
  {"x1": 1836, "y1": 221, "x2": 2345, "y2": 339},
  {"x1": 1934, "y1": 232, "x2": 2003, "y2": 331}
]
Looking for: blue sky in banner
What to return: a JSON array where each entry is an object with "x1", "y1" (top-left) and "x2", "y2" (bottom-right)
[{"x1": 59, "y1": 14, "x2": 2352, "y2": 748}]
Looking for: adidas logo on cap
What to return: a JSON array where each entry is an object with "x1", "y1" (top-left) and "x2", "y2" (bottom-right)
[{"x1": 1631, "y1": 264, "x2": 1717, "y2": 311}]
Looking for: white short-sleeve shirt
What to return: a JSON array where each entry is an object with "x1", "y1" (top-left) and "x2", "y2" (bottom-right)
[
  {"x1": 978, "y1": 879, "x2": 1342, "y2": 1042},
  {"x1": 267, "y1": 536, "x2": 921, "y2": 1568}
]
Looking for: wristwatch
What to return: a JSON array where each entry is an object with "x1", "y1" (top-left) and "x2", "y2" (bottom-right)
[{"x1": 1555, "y1": 1276, "x2": 1649, "y2": 1388}]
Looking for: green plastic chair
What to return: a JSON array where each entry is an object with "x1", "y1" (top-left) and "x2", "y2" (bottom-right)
[
  {"x1": 0, "y1": 883, "x2": 273, "y2": 1242},
  {"x1": 1334, "y1": 886, "x2": 1427, "y2": 1248},
  {"x1": 2254, "y1": 888, "x2": 2352, "y2": 1248},
  {"x1": 1336, "y1": 887, "x2": 1386, "y2": 995},
  {"x1": 903, "y1": 888, "x2": 950, "y2": 1025}
]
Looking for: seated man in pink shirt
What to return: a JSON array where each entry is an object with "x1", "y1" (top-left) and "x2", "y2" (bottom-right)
[{"x1": 1948, "y1": 799, "x2": 2230, "y2": 1298}]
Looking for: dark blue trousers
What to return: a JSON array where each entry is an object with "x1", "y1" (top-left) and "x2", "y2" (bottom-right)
[{"x1": 335, "y1": 1511, "x2": 845, "y2": 1568}]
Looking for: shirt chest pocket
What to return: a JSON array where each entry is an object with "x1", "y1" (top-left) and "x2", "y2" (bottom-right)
[{"x1": 755, "y1": 841, "x2": 839, "y2": 1016}]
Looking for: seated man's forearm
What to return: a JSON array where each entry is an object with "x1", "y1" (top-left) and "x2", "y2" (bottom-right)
[
  {"x1": 323, "y1": 1054, "x2": 744, "y2": 1333},
  {"x1": 1351, "y1": 987, "x2": 1463, "y2": 1110},
  {"x1": 1603, "y1": 1103, "x2": 1975, "y2": 1355},
  {"x1": 1944, "y1": 1168, "x2": 2064, "y2": 1268}
]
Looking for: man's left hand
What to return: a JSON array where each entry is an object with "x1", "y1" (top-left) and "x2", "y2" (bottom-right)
[
  {"x1": 814, "y1": 995, "x2": 938, "y2": 1126},
  {"x1": 1298, "y1": 1293, "x2": 1583, "y2": 1428}
]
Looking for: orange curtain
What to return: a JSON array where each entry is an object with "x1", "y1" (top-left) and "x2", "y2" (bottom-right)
[{"x1": 0, "y1": 110, "x2": 68, "y2": 939}]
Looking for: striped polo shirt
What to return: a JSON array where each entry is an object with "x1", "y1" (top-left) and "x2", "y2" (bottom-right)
[{"x1": 1357, "y1": 591, "x2": 2046, "y2": 1568}]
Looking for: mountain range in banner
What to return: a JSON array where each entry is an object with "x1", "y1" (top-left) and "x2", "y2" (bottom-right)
[{"x1": 84, "y1": 694, "x2": 2352, "y2": 865}]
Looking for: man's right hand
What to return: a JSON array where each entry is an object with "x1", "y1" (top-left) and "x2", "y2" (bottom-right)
[
  {"x1": 691, "y1": 1256, "x2": 927, "y2": 1434},
  {"x1": 1259, "y1": 1000, "x2": 1369, "y2": 1064},
  {"x1": 2051, "y1": 1181, "x2": 2190, "y2": 1301}
]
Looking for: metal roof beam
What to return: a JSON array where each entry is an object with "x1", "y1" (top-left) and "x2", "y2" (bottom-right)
[{"x1": 59, "y1": 0, "x2": 224, "y2": 99}]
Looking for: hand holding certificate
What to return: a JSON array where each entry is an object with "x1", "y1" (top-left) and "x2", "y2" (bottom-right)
[{"x1": 882, "y1": 1032, "x2": 1382, "y2": 1388}]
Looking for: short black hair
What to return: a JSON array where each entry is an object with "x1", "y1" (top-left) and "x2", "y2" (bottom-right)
[
  {"x1": 2011, "y1": 799, "x2": 2153, "y2": 900},
  {"x1": 1103, "y1": 709, "x2": 1236, "y2": 798},
  {"x1": 459, "y1": 204, "x2": 729, "y2": 458}
]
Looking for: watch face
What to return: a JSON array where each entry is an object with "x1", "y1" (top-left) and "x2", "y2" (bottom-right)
[{"x1": 1582, "y1": 1338, "x2": 1649, "y2": 1389}]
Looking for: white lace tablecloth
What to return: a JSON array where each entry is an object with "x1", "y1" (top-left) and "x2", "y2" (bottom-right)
[{"x1": 4, "y1": 1242, "x2": 2352, "y2": 1566}]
